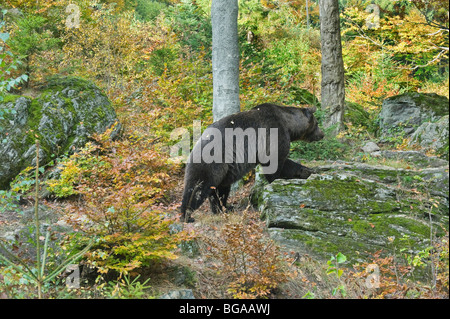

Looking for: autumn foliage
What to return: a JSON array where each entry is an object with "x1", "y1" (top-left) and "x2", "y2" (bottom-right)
[
  {"x1": 350, "y1": 234, "x2": 449, "y2": 299},
  {"x1": 50, "y1": 124, "x2": 190, "y2": 275},
  {"x1": 201, "y1": 209, "x2": 295, "y2": 299},
  {"x1": 1, "y1": 0, "x2": 448, "y2": 299}
]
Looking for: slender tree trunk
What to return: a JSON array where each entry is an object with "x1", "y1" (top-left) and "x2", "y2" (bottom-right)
[
  {"x1": 319, "y1": 0, "x2": 345, "y2": 135},
  {"x1": 211, "y1": 0, "x2": 240, "y2": 121},
  {"x1": 306, "y1": 0, "x2": 310, "y2": 29}
]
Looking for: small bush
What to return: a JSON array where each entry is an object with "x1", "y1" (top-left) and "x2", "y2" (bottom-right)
[
  {"x1": 290, "y1": 136, "x2": 350, "y2": 161},
  {"x1": 350, "y1": 233, "x2": 449, "y2": 299},
  {"x1": 51, "y1": 126, "x2": 190, "y2": 276},
  {"x1": 201, "y1": 209, "x2": 295, "y2": 299},
  {"x1": 135, "y1": 0, "x2": 168, "y2": 22}
]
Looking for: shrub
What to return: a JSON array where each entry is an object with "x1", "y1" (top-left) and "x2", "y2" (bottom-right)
[
  {"x1": 201, "y1": 209, "x2": 295, "y2": 299},
  {"x1": 290, "y1": 136, "x2": 350, "y2": 161},
  {"x1": 51, "y1": 126, "x2": 190, "y2": 275},
  {"x1": 350, "y1": 233, "x2": 449, "y2": 299},
  {"x1": 60, "y1": 4, "x2": 162, "y2": 93},
  {"x1": 166, "y1": 0, "x2": 212, "y2": 54},
  {"x1": 135, "y1": 0, "x2": 169, "y2": 22},
  {"x1": 0, "y1": 9, "x2": 28, "y2": 105},
  {"x1": 7, "y1": 13, "x2": 61, "y2": 85},
  {"x1": 46, "y1": 143, "x2": 99, "y2": 198}
]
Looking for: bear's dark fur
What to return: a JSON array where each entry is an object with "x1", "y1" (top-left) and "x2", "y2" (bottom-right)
[{"x1": 180, "y1": 103, "x2": 324, "y2": 222}]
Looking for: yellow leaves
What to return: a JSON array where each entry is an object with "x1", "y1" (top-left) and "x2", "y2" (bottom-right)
[
  {"x1": 86, "y1": 215, "x2": 184, "y2": 275},
  {"x1": 344, "y1": 4, "x2": 447, "y2": 60},
  {"x1": 261, "y1": 0, "x2": 278, "y2": 9},
  {"x1": 45, "y1": 113, "x2": 184, "y2": 276},
  {"x1": 60, "y1": 6, "x2": 165, "y2": 90},
  {"x1": 342, "y1": 2, "x2": 448, "y2": 101}
]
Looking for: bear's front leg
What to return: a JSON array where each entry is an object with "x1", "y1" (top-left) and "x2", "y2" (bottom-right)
[{"x1": 278, "y1": 158, "x2": 313, "y2": 179}]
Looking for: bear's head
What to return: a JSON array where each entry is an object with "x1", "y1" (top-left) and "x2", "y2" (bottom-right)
[{"x1": 300, "y1": 106, "x2": 325, "y2": 142}]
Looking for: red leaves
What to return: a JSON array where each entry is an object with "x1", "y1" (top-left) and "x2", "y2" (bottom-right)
[
  {"x1": 64, "y1": 128, "x2": 186, "y2": 274},
  {"x1": 201, "y1": 209, "x2": 296, "y2": 299}
]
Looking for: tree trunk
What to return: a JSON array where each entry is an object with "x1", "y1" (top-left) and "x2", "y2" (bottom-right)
[
  {"x1": 306, "y1": 0, "x2": 310, "y2": 29},
  {"x1": 211, "y1": 0, "x2": 240, "y2": 121},
  {"x1": 319, "y1": 0, "x2": 345, "y2": 135}
]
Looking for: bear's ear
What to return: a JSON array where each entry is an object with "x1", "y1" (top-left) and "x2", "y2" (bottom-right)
[
  {"x1": 301, "y1": 107, "x2": 312, "y2": 119},
  {"x1": 302, "y1": 106, "x2": 316, "y2": 117}
]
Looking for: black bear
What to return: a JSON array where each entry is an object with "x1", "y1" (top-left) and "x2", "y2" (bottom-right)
[{"x1": 180, "y1": 103, "x2": 324, "y2": 222}]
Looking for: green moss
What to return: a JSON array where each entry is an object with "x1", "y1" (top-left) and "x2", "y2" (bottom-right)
[
  {"x1": 61, "y1": 135, "x2": 76, "y2": 154},
  {"x1": 345, "y1": 101, "x2": 376, "y2": 132},
  {"x1": 279, "y1": 211, "x2": 441, "y2": 263},
  {"x1": 352, "y1": 167, "x2": 399, "y2": 183},
  {"x1": 0, "y1": 94, "x2": 25, "y2": 105},
  {"x1": 395, "y1": 92, "x2": 449, "y2": 117},
  {"x1": 350, "y1": 214, "x2": 431, "y2": 244},
  {"x1": 28, "y1": 98, "x2": 42, "y2": 127},
  {"x1": 40, "y1": 75, "x2": 97, "y2": 93},
  {"x1": 1, "y1": 76, "x2": 118, "y2": 190},
  {"x1": 282, "y1": 228, "x2": 369, "y2": 262},
  {"x1": 300, "y1": 177, "x2": 399, "y2": 214},
  {"x1": 25, "y1": 97, "x2": 48, "y2": 155},
  {"x1": 261, "y1": 172, "x2": 449, "y2": 266},
  {"x1": 437, "y1": 142, "x2": 449, "y2": 160}
]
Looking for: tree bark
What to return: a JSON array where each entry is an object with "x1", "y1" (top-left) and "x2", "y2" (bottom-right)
[
  {"x1": 211, "y1": 0, "x2": 240, "y2": 121},
  {"x1": 319, "y1": 0, "x2": 345, "y2": 135}
]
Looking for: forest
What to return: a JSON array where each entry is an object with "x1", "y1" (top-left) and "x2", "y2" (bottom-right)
[{"x1": 0, "y1": 0, "x2": 449, "y2": 300}]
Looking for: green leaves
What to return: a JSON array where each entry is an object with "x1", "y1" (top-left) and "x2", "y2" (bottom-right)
[
  {"x1": 0, "y1": 10, "x2": 28, "y2": 108},
  {"x1": 327, "y1": 252, "x2": 347, "y2": 277},
  {"x1": 326, "y1": 252, "x2": 348, "y2": 297},
  {"x1": 336, "y1": 252, "x2": 347, "y2": 264}
]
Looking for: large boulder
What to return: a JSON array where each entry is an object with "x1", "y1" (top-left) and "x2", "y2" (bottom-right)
[
  {"x1": 0, "y1": 76, "x2": 121, "y2": 189},
  {"x1": 379, "y1": 92, "x2": 449, "y2": 137},
  {"x1": 254, "y1": 158, "x2": 449, "y2": 263}
]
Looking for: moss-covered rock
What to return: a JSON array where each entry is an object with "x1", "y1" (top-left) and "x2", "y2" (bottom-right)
[
  {"x1": 379, "y1": 150, "x2": 448, "y2": 168},
  {"x1": 345, "y1": 101, "x2": 374, "y2": 131},
  {"x1": 314, "y1": 161, "x2": 449, "y2": 198},
  {"x1": 379, "y1": 92, "x2": 449, "y2": 137},
  {"x1": 0, "y1": 76, "x2": 121, "y2": 189},
  {"x1": 256, "y1": 162, "x2": 449, "y2": 263}
]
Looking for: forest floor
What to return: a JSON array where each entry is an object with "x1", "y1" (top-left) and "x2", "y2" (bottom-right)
[{"x1": 0, "y1": 155, "x2": 448, "y2": 299}]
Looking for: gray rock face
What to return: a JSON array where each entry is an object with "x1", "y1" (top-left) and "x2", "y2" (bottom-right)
[
  {"x1": 361, "y1": 141, "x2": 380, "y2": 155},
  {"x1": 0, "y1": 76, "x2": 121, "y2": 189},
  {"x1": 379, "y1": 150, "x2": 448, "y2": 167},
  {"x1": 409, "y1": 115, "x2": 449, "y2": 158},
  {"x1": 379, "y1": 92, "x2": 449, "y2": 137},
  {"x1": 253, "y1": 157, "x2": 449, "y2": 263}
]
